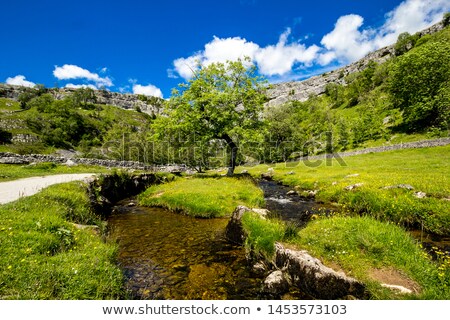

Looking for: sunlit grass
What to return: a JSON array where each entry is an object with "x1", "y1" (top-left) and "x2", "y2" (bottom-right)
[
  {"x1": 0, "y1": 182, "x2": 123, "y2": 299},
  {"x1": 241, "y1": 145, "x2": 450, "y2": 234},
  {"x1": 138, "y1": 176, "x2": 265, "y2": 218}
]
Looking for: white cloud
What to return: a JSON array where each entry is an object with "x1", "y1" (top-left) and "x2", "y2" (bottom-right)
[
  {"x1": 5, "y1": 75, "x2": 36, "y2": 88},
  {"x1": 374, "y1": 0, "x2": 450, "y2": 48},
  {"x1": 170, "y1": 29, "x2": 319, "y2": 79},
  {"x1": 170, "y1": 0, "x2": 450, "y2": 80},
  {"x1": 320, "y1": 0, "x2": 450, "y2": 64},
  {"x1": 203, "y1": 36, "x2": 260, "y2": 66},
  {"x1": 64, "y1": 83, "x2": 98, "y2": 90},
  {"x1": 172, "y1": 54, "x2": 202, "y2": 80},
  {"x1": 53, "y1": 64, "x2": 113, "y2": 88},
  {"x1": 320, "y1": 14, "x2": 375, "y2": 63},
  {"x1": 255, "y1": 28, "x2": 320, "y2": 76},
  {"x1": 132, "y1": 84, "x2": 163, "y2": 98}
]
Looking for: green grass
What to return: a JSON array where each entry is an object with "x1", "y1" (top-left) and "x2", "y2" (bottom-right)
[
  {"x1": 138, "y1": 176, "x2": 265, "y2": 218},
  {"x1": 241, "y1": 211, "x2": 285, "y2": 257},
  {"x1": 0, "y1": 98, "x2": 21, "y2": 112},
  {"x1": 293, "y1": 216, "x2": 450, "y2": 299},
  {"x1": 241, "y1": 145, "x2": 450, "y2": 235},
  {"x1": 240, "y1": 211, "x2": 450, "y2": 299},
  {"x1": 0, "y1": 182, "x2": 123, "y2": 299},
  {"x1": 0, "y1": 163, "x2": 110, "y2": 182}
]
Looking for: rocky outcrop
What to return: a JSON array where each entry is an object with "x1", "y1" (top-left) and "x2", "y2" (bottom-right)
[
  {"x1": 86, "y1": 173, "x2": 163, "y2": 216},
  {"x1": 274, "y1": 243, "x2": 366, "y2": 299},
  {"x1": 0, "y1": 84, "x2": 163, "y2": 116},
  {"x1": 225, "y1": 205, "x2": 366, "y2": 299},
  {"x1": 225, "y1": 206, "x2": 252, "y2": 245},
  {"x1": 266, "y1": 21, "x2": 445, "y2": 107}
]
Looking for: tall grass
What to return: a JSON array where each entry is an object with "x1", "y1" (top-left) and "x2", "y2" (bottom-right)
[
  {"x1": 0, "y1": 182, "x2": 123, "y2": 299},
  {"x1": 138, "y1": 176, "x2": 265, "y2": 218}
]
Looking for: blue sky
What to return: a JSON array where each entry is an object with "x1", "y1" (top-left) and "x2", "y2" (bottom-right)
[{"x1": 1, "y1": 0, "x2": 449, "y2": 98}]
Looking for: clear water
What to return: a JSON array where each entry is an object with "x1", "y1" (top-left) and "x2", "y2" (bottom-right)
[{"x1": 108, "y1": 205, "x2": 266, "y2": 299}]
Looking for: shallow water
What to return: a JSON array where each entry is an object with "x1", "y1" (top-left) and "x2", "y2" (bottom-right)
[
  {"x1": 108, "y1": 205, "x2": 265, "y2": 299},
  {"x1": 258, "y1": 180, "x2": 335, "y2": 225}
]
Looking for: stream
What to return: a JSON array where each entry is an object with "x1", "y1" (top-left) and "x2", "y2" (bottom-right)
[
  {"x1": 107, "y1": 179, "x2": 448, "y2": 300},
  {"x1": 107, "y1": 180, "x2": 325, "y2": 300}
]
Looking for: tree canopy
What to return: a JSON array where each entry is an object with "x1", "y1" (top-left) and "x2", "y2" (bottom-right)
[{"x1": 155, "y1": 59, "x2": 267, "y2": 175}]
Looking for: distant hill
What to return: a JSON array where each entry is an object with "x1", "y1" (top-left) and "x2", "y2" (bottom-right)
[{"x1": 266, "y1": 21, "x2": 446, "y2": 107}]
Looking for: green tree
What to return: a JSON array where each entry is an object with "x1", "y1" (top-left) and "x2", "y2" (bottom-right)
[
  {"x1": 388, "y1": 41, "x2": 450, "y2": 130},
  {"x1": 72, "y1": 87, "x2": 97, "y2": 108},
  {"x1": 156, "y1": 59, "x2": 267, "y2": 175},
  {"x1": 394, "y1": 32, "x2": 419, "y2": 56}
]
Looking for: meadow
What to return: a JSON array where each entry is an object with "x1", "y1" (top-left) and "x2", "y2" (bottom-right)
[
  {"x1": 0, "y1": 182, "x2": 123, "y2": 299},
  {"x1": 138, "y1": 176, "x2": 265, "y2": 218},
  {"x1": 241, "y1": 145, "x2": 450, "y2": 235}
]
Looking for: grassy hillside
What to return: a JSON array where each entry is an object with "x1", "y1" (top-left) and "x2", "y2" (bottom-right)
[
  {"x1": 1, "y1": 24, "x2": 448, "y2": 167},
  {"x1": 259, "y1": 24, "x2": 449, "y2": 163},
  {"x1": 0, "y1": 94, "x2": 153, "y2": 157}
]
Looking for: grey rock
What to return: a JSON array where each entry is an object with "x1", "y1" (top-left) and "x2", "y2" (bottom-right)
[
  {"x1": 0, "y1": 157, "x2": 29, "y2": 164},
  {"x1": 287, "y1": 190, "x2": 297, "y2": 196},
  {"x1": 261, "y1": 172, "x2": 274, "y2": 180},
  {"x1": 414, "y1": 191, "x2": 426, "y2": 199},
  {"x1": 344, "y1": 183, "x2": 364, "y2": 191},
  {"x1": 274, "y1": 243, "x2": 366, "y2": 299},
  {"x1": 263, "y1": 270, "x2": 290, "y2": 294},
  {"x1": 225, "y1": 206, "x2": 251, "y2": 245},
  {"x1": 252, "y1": 261, "x2": 268, "y2": 276},
  {"x1": 383, "y1": 184, "x2": 414, "y2": 190}
]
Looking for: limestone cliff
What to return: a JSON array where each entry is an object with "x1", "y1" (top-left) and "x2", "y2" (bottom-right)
[
  {"x1": 0, "y1": 84, "x2": 163, "y2": 116},
  {"x1": 266, "y1": 21, "x2": 445, "y2": 107}
]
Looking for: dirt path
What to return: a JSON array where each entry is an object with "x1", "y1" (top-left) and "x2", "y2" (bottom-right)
[{"x1": 0, "y1": 174, "x2": 95, "y2": 204}]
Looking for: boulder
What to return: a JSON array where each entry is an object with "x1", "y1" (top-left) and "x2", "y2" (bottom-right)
[
  {"x1": 344, "y1": 183, "x2": 364, "y2": 191},
  {"x1": 263, "y1": 270, "x2": 290, "y2": 294},
  {"x1": 414, "y1": 191, "x2": 426, "y2": 199},
  {"x1": 274, "y1": 243, "x2": 366, "y2": 299},
  {"x1": 225, "y1": 206, "x2": 251, "y2": 245},
  {"x1": 261, "y1": 172, "x2": 273, "y2": 180}
]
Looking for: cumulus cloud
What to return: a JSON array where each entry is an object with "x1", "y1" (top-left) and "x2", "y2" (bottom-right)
[
  {"x1": 53, "y1": 64, "x2": 113, "y2": 88},
  {"x1": 320, "y1": 0, "x2": 450, "y2": 64},
  {"x1": 170, "y1": 29, "x2": 319, "y2": 79},
  {"x1": 5, "y1": 75, "x2": 36, "y2": 88},
  {"x1": 132, "y1": 84, "x2": 163, "y2": 98},
  {"x1": 170, "y1": 0, "x2": 450, "y2": 79},
  {"x1": 320, "y1": 14, "x2": 375, "y2": 64},
  {"x1": 255, "y1": 28, "x2": 320, "y2": 76}
]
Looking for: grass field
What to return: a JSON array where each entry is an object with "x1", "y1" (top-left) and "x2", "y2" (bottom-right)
[
  {"x1": 240, "y1": 145, "x2": 450, "y2": 235},
  {"x1": 0, "y1": 182, "x2": 123, "y2": 299},
  {"x1": 241, "y1": 211, "x2": 450, "y2": 299},
  {"x1": 138, "y1": 176, "x2": 265, "y2": 218}
]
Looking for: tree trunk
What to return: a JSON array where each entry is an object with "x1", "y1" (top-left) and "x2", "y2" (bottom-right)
[{"x1": 221, "y1": 134, "x2": 238, "y2": 176}]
